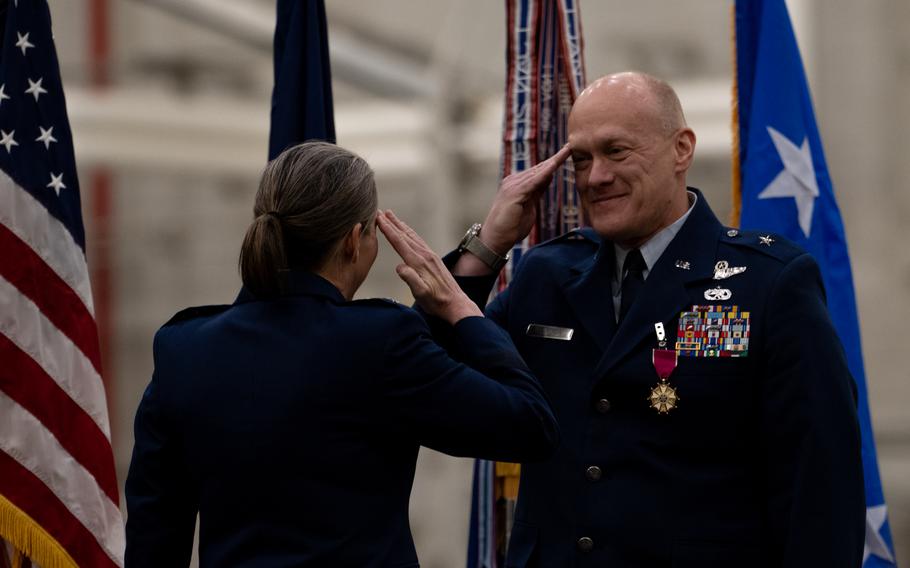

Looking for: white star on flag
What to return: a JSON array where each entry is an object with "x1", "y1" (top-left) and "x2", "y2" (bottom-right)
[
  {"x1": 15, "y1": 31, "x2": 35, "y2": 56},
  {"x1": 47, "y1": 172, "x2": 66, "y2": 196},
  {"x1": 864, "y1": 504, "x2": 895, "y2": 564},
  {"x1": 757, "y1": 126, "x2": 819, "y2": 237},
  {"x1": 0, "y1": 129, "x2": 19, "y2": 153},
  {"x1": 25, "y1": 77, "x2": 48, "y2": 101},
  {"x1": 36, "y1": 126, "x2": 57, "y2": 149},
  {"x1": 0, "y1": 84, "x2": 10, "y2": 107}
]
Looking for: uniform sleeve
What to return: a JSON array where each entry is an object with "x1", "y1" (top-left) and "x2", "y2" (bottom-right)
[
  {"x1": 379, "y1": 309, "x2": 558, "y2": 462},
  {"x1": 124, "y1": 336, "x2": 198, "y2": 567},
  {"x1": 758, "y1": 253, "x2": 865, "y2": 567}
]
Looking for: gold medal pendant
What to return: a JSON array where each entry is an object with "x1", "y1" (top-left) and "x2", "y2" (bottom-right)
[{"x1": 648, "y1": 379, "x2": 679, "y2": 414}]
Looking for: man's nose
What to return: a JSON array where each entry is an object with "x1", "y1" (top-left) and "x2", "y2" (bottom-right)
[{"x1": 586, "y1": 158, "x2": 615, "y2": 186}]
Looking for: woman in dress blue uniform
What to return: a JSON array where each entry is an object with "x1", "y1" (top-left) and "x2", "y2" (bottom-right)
[{"x1": 124, "y1": 142, "x2": 558, "y2": 568}]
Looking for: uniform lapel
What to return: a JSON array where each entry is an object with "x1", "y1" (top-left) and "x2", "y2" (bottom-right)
[
  {"x1": 593, "y1": 192, "x2": 723, "y2": 380},
  {"x1": 559, "y1": 243, "x2": 617, "y2": 352}
]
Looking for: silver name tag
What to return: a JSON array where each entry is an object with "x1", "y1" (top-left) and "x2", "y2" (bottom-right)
[{"x1": 526, "y1": 324, "x2": 574, "y2": 341}]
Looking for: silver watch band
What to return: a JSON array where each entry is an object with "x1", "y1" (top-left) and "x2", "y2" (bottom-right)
[{"x1": 459, "y1": 224, "x2": 510, "y2": 271}]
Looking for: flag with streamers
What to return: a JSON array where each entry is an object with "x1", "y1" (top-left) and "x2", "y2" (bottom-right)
[
  {"x1": 0, "y1": 0, "x2": 125, "y2": 566},
  {"x1": 732, "y1": 1, "x2": 896, "y2": 566},
  {"x1": 467, "y1": 1, "x2": 585, "y2": 566}
]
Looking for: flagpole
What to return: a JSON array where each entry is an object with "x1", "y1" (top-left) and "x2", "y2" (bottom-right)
[{"x1": 729, "y1": 3, "x2": 742, "y2": 228}]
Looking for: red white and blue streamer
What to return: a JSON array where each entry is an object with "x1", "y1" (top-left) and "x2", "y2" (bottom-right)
[{"x1": 468, "y1": 2, "x2": 585, "y2": 566}]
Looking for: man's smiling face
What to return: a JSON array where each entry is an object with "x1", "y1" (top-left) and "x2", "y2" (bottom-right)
[{"x1": 568, "y1": 74, "x2": 694, "y2": 248}]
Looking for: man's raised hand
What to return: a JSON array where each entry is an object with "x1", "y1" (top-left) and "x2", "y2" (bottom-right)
[{"x1": 455, "y1": 144, "x2": 572, "y2": 275}]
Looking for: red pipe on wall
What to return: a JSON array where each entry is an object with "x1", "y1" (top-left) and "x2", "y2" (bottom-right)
[{"x1": 87, "y1": 0, "x2": 115, "y2": 423}]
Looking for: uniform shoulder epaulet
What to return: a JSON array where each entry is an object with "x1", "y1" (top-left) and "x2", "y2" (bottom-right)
[
  {"x1": 349, "y1": 297, "x2": 408, "y2": 310},
  {"x1": 535, "y1": 227, "x2": 601, "y2": 249},
  {"x1": 162, "y1": 304, "x2": 230, "y2": 328},
  {"x1": 719, "y1": 227, "x2": 805, "y2": 263}
]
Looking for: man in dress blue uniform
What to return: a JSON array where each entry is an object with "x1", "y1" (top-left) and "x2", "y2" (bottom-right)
[{"x1": 449, "y1": 72, "x2": 864, "y2": 567}]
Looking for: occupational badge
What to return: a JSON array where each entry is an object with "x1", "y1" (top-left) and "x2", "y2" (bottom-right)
[
  {"x1": 649, "y1": 322, "x2": 679, "y2": 414},
  {"x1": 704, "y1": 287, "x2": 732, "y2": 301},
  {"x1": 713, "y1": 260, "x2": 746, "y2": 280}
]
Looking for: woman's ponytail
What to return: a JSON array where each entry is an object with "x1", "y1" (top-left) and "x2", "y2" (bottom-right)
[
  {"x1": 239, "y1": 212, "x2": 287, "y2": 299},
  {"x1": 238, "y1": 141, "x2": 377, "y2": 299}
]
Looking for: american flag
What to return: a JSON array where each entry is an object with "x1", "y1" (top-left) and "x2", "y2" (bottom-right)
[{"x1": 0, "y1": 1, "x2": 124, "y2": 566}]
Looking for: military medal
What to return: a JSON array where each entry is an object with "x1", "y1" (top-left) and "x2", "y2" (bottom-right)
[{"x1": 649, "y1": 323, "x2": 679, "y2": 414}]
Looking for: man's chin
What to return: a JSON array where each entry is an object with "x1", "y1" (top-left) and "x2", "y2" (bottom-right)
[{"x1": 590, "y1": 219, "x2": 631, "y2": 242}]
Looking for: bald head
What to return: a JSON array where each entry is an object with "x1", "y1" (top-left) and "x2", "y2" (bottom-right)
[
  {"x1": 574, "y1": 72, "x2": 686, "y2": 135},
  {"x1": 567, "y1": 71, "x2": 696, "y2": 247}
]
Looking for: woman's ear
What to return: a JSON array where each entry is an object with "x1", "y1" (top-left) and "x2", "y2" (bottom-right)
[{"x1": 346, "y1": 223, "x2": 364, "y2": 264}]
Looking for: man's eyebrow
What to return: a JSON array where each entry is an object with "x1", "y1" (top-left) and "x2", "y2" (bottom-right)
[{"x1": 571, "y1": 136, "x2": 631, "y2": 152}]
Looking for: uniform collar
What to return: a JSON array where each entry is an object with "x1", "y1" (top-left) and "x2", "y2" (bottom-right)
[
  {"x1": 613, "y1": 190, "x2": 698, "y2": 281},
  {"x1": 234, "y1": 269, "x2": 346, "y2": 305}
]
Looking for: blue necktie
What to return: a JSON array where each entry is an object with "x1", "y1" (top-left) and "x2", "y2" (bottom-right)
[{"x1": 619, "y1": 249, "x2": 646, "y2": 323}]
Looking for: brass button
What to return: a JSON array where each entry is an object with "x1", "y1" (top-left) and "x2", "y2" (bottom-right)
[
  {"x1": 577, "y1": 536, "x2": 594, "y2": 553},
  {"x1": 595, "y1": 398, "x2": 611, "y2": 414},
  {"x1": 585, "y1": 465, "x2": 602, "y2": 482}
]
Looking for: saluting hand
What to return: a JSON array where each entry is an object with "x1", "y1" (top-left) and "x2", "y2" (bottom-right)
[
  {"x1": 455, "y1": 144, "x2": 572, "y2": 276},
  {"x1": 377, "y1": 210, "x2": 484, "y2": 325}
]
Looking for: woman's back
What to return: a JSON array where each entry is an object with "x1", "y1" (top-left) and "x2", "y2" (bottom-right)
[{"x1": 126, "y1": 271, "x2": 557, "y2": 567}]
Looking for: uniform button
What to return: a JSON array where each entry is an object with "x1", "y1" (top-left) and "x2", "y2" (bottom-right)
[
  {"x1": 595, "y1": 398, "x2": 611, "y2": 413},
  {"x1": 577, "y1": 536, "x2": 594, "y2": 553},
  {"x1": 727, "y1": 228, "x2": 739, "y2": 237},
  {"x1": 585, "y1": 465, "x2": 602, "y2": 482}
]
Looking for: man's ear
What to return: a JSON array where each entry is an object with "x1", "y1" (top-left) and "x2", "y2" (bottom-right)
[{"x1": 674, "y1": 127, "x2": 696, "y2": 172}]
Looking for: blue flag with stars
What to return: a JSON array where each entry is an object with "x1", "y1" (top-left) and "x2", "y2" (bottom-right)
[{"x1": 734, "y1": 1, "x2": 896, "y2": 565}]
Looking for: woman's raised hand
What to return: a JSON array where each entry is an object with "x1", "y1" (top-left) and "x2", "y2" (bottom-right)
[{"x1": 377, "y1": 210, "x2": 483, "y2": 325}]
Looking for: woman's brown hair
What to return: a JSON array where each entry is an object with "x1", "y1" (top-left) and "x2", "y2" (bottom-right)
[{"x1": 239, "y1": 141, "x2": 377, "y2": 298}]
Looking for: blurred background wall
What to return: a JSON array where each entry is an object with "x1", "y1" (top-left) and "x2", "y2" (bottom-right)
[{"x1": 48, "y1": 0, "x2": 908, "y2": 565}]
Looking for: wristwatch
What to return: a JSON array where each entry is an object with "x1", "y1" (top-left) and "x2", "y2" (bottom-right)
[{"x1": 458, "y1": 223, "x2": 510, "y2": 272}]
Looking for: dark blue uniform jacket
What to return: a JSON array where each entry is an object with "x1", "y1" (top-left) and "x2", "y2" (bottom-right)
[
  {"x1": 125, "y1": 271, "x2": 558, "y2": 567},
  {"x1": 451, "y1": 189, "x2": 864, "y2": 567}
]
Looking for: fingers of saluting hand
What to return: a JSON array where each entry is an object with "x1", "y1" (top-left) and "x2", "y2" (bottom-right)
[
  {"x1": 547, "y1": 143, "x2": 572, "y2": 169},
  {"x1": 505, "y1": 144, "x2": 572, "y2": 196},
  {"x1": 377, "y1": 211, "x2": 420, "y2": 264},
  {"x1": 530, "y1": 144, "x2": 572, "y2": 179},
  {"x1": 376, "y1": 211, "x2": 406, "y2": 249},
  {"x1": 383, "y1": 210, "x2": 455, "y2": 279},
  {"x1": 379, "y1": 210, "x2": 439, "y2": 265}
]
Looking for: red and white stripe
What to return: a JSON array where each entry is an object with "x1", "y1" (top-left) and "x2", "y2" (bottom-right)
[{"x1": 0, "y1": 172, "x2": 124, "y2": 567}]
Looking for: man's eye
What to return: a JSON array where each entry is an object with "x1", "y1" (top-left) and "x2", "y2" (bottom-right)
[
  {"x1": 606, "y1": 147, "x2": 630, "y2": 160},
  {"x1": 571, "y1": 155, "x2": 590, "y2": 166}
]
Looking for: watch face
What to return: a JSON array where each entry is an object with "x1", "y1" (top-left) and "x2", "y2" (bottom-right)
[{"x1": 460, "y1": 224, "x2": 481, "y2": 250}]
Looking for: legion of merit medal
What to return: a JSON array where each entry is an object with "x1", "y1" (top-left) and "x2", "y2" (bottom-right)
[{"x1": 649, "y1": 322, "x2": 679, "y2": 414}]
